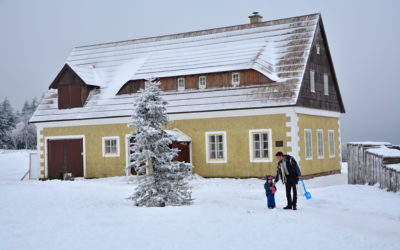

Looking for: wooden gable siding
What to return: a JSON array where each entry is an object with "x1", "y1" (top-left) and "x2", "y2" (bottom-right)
[
  {"x1": 50, "y1": 65, "x2": 91, "y2": 109},
  {"x1": 296, "y1": 21, "x2": 345, "y2": 113},
  {"x1": 117, "y1": 69, "x2": 273, "y2": 95}
]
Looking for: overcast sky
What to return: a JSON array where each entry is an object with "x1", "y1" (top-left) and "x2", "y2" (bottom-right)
[{"x1": 0, "y1": 0, "x2": 399, "y2": 144}]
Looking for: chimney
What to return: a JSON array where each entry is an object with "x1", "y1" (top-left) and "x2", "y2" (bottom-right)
[{"x1": 248, "y1": 12, "x2": 263, "y2": 24}]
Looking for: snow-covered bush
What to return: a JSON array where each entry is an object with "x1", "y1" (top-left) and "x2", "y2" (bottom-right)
[{"x1": 127, "y1": 80, "x2": 193, "y2": 207}]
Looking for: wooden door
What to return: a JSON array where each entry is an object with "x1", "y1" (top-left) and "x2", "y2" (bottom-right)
[
  {"x1": 47, "y1": 140, "x2": 65, "y2": 178},
  {"x1": 47, "y1": 139, "x2": 84, "y2": 179},
  {"x1": 172, "y1": 141, "x2": 190, "y2": 163}
]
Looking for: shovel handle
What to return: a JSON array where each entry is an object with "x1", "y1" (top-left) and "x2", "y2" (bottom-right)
[{"x1": 299, "y1": 178, "x2": 308, "y2": 193}]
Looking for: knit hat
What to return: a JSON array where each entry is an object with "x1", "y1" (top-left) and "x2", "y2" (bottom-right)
[{"x1": 266, "y1": 175, "x2": 273, "y2": 180}]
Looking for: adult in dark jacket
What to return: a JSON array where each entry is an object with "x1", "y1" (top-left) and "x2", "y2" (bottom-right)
[{"x1": 274, "y1": 151, "x2": 301, "y2": 210}]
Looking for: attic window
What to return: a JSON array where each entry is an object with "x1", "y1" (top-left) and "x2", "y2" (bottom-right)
[
  {"x1": 177, "y1": 78, "x2": 185, "y2": 91},
  {"x1": 324, "y1": 74, "x2": 329, "y2": 95},
  {"x1": 58, "y1": 85, "x2": 84, "y2": 109},
  {"x1": 316, "y1": 45, "x2": 321, "y2": 55},
  {"x1": 199, "y1": 76, "x2": 206, "y2": 89},
  {"x1": 232, "y1": 72, "x2": 240, "y2": 86},
  {"x1": 310, "y1": 70, "x2": 315, "y2": 93}
]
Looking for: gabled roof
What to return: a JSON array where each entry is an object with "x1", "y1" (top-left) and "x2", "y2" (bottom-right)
[{"x1": 31, "y1": 13, "x2": 327, "y2": 123}]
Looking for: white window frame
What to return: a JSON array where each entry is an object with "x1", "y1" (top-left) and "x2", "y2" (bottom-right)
[
  {"x1": 310, "y1": 70, "x2": 315, "y2": 93},
  {"x1": 205, "y1": 131, "x2": 227, "y2": 163},
  {"x1": 125, "y1": 134, "x2": 132, "y2": 169},
  {"x1": 304, "y1": 129, "x2": 313, "y2": 160},
  {"x1": 317, "y1": 129, "x2": 324, "y2": 159},
  {"x1": 102, "y1": 136, "x2": 120, "y2": 157},
  {"x1": 177, "y1": 77, "x2": 185, "y2": 91},
  {"x1": 199, "y1": 76, "x2": 206, "y2": 89},
  {"x1": 316, "y1": 45, "x2": 320, "y2": 55},
  {"x1": 324, "y1": 74, "x2": 329, "y2": 96},
  {"x1": 328, "y1": 130, "x2": 335, "y2": 158},
  {"x1": 249, "y1": 129, "x2": 273, "y2": 162},
  {"x1": 231, "y1": 72, "x2": 240, "y2": 87}
]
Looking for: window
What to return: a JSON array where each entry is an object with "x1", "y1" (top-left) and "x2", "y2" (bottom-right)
[
  {"x1": 328, "y1": 130, "x2": 335, "y2": 157},
  {"x1": 324, "y1": 74, "x2": 329, "y2": 95},
  {"x1": 232, "y1": 72, "x2": 240, "y2": 86},
  {"x1": 304, "y1": 129, "x2": 312, "y2": 160},
  {"x1": 310, "y1": 70, "x2": 315, "y2": 93},
  {"x1": 249, "y1": 129, "x2": 272, "y2": 162},
  {"x1": 58, "y1": 85, "x2": 83, "y2": 109},
  {"x1": 316, "y1": 45, "x2": 320, "y2": 55},
  {"x1": 199, "y1": 76, "x2": 206, "y2": 89},
  {"x1": 177, "y1": 78, "x2": 185, "y2": 91},
  {"x1": 102, "y1": 136, "x2": 120, "y2": 157},
  {"x1": 205, "y1": 131, "x2": 227, "y2": 163},
  {"x1": 317, "y1": 130, "x2": 324, "y2": 159}
]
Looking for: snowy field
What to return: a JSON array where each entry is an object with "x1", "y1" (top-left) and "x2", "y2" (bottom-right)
[{"x1": 0, "y1": 151, "x2": 399, "y2": 250}]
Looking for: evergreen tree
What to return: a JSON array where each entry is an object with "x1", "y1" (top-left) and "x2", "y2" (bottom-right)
[
  {"x1": 127, "y1": 80, "x2": 193, "y2": 207},
  {"x1": 0, "y1": 98, "x2": 16, "y2": 149},
  {"x1": 10, "y1": 97, "x2": 38, "y2": 149}
]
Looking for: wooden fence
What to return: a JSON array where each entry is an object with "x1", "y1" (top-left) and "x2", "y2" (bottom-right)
[{"x1": 347, "y1": 142, "x2": 400, "y2": 192}]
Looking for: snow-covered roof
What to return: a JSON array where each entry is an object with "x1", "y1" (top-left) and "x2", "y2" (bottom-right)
[
  {"x1": 367, "y1": 146, "x2": 400, "y2": 158},
  {"x1": 165, "y1": 129, "x2": 191, "y2": 142},
  {"x1": 31, "y1": 13, "x2": 322, "y2": 123},
  {"x1": 347, "y1": 142, "x2": 391, "y2": 146}
]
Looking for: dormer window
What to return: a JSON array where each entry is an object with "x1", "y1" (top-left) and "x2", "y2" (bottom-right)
[
  {"x1": 199, "y1": 76, "x2": 206, "y2": 89},
  {"x1": 232, "y1": 72, "x2": 240, "y2": 86},
  {"x1": 52, "y1": 64, "x2": 90, "y2": 109},
  {"x1": 177, "y1": 78, "x2": 185, "y2": 91}
]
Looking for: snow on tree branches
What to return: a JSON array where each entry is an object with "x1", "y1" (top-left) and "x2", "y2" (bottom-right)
[
  {"x1": 0, "y1": 98, "x2": 16, "y2": 149},
  {"x1": 127, "y1": 79, "x2": 193, "y2": 207}
]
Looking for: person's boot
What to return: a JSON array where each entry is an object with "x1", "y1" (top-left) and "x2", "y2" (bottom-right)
[
  {"x1": 292, "y1": 205, "x2": 297, "y2": 210},
  {"x1": 283, "y1": 205, "x2": 292, "y2": 209}
]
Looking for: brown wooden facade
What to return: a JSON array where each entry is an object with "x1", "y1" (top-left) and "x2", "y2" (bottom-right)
[
  {"x1": 296, "y1": 22, "x2": 345, "y2": 113},
  {"x1": 117, "y1": 69, "x2": 273, "y2": 95},
  {"x1": 49, "y1": 64, "x2": 92, "y2": 109}
]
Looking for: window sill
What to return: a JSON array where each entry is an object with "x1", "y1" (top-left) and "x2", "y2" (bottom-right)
[
  {"x1": 103, "y1": 154, "x2": 120, "y2": 158},
  {"x1": 206, "y1": 159, "x2": 227, "y2": 164},
  {"x1": 250, "y1": 158, "x2": 272, "y2": 163}
]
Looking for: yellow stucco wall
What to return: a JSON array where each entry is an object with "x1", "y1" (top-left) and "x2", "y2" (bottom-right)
[
  {"x1": 169, "y1": 114, "x2": 290, "y2": 177},
  {"x1": 297, "y1": 114, "x2": 341, "y2": 175},
  {"x1": 39, "y1": 113, "x2": 341, "y2": 178},
  {"x1": 41, "y1": 124, "x2": 132, "y2": 178},
  {"x1": 40, "y1": 113, "x2": 291, "y2": 178}
]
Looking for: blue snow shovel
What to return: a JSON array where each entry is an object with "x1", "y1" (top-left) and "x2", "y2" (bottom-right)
[{"x1": 299, "y1": 178, "x2": 312, "y2": 200}]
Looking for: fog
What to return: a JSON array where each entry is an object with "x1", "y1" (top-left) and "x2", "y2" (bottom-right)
[{"x1": 1, "y1": 0, "x2": 399, "y2": 144}]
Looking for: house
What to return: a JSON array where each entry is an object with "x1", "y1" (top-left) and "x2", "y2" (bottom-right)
[{"x1": 30, "y1": 12, "x2": 345, "y2": 179}]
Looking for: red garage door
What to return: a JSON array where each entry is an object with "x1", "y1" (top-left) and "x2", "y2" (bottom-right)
[{"x1": 47, "y1": 138, "x2": 84, "y2": 179}]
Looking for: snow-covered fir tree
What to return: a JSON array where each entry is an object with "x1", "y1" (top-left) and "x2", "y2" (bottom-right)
[
  {"x1": 11, "y1": 98, "x2": 38, "y2": 149},
  {"x1": 0, "y1": 98, "x2": 16, "y2": 149},
  {"x1": 127, "y1": 79, "x2": 193, "y2": 207}
]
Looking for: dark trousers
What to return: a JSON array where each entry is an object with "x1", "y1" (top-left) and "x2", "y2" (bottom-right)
[
  {"x1": 266, "y1": 194, "x2": 275, "y2": 208},
  {"x1": 285, "y1": 180, "x2": 297, "y2": 207}
]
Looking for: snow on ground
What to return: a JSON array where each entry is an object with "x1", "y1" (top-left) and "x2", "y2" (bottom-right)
[{"x1": 0, "y1": 151, "x2": 399, "y2": 250}]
